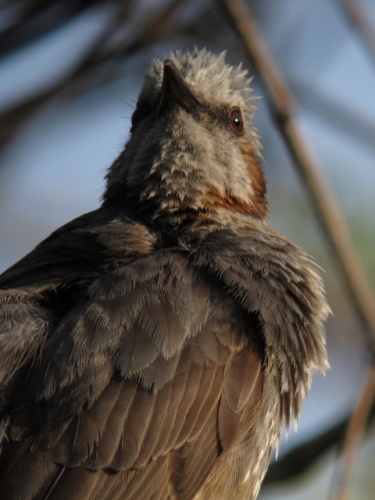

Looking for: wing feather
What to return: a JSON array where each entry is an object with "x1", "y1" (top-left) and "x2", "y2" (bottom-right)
[{"x1": 0, "y1": 232, "x2": 264, "y2": 500}]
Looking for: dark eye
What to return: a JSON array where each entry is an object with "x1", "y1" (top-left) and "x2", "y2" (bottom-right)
[{"x1": 229, "y1": 107, "x2": 244, "y2": 135}]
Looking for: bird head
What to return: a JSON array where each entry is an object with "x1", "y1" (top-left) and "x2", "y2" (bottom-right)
[{"x1": 103, "y1": 49, "x2": 268, "y2": 223}]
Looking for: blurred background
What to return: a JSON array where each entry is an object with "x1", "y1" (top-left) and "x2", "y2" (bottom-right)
[{"x1": 0, "y1": 0, "x2": 374, "y2": 498}]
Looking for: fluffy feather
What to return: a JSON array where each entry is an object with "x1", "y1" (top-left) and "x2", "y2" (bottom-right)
[{"x1": 0, "y1": 49, "x2": 328, "y2": 500}]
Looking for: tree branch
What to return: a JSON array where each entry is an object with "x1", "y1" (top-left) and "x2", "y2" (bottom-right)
[
  {"x1": 332, "y1": 364, "x2": 375, "y2": 500},
  {"x1": 264, "y1": 390, "x2": 375, "y2": 485},
  {"x1": 218, "y1": 0, "x2": 375, "y2": 346},
  {"x1": 340, "y1": 0, "x2": 375, "y2": 66}
]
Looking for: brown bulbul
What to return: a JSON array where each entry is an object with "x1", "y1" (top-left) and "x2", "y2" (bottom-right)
[{"x1": 0, "y1": 49, "x2": 329, "y2": 500}]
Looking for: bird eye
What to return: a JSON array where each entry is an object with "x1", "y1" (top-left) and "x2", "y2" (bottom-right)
[{"x1": 229, "y1": 107, "x2": 244, "y2": 135}]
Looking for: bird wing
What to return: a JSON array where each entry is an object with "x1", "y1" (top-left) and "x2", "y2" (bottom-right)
[{"x1": 0, "y1": 229, "x2": 263, "y2": 500}]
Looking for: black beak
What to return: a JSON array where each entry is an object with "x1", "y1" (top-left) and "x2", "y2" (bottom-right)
[{"x1": 157, "y1": 59, "x2": 201, "y2": 116}]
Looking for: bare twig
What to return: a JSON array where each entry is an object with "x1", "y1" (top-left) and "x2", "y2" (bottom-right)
[
  {"x1": 0, "y1": 2, "x2": 127, "y2": 152},
  {"x1": 0, "y1": 0, "x2": 189, "y2": 153},
  {"x1": 340, "y1": 0, "x2": 375, "y2": 65},
  {"x1": 218, "y1": 0, "x2": 375, "y2": 345},
  {"x1": 291, "y1": 77, "x2": 375, "y2": 153},
  {"x1": 219, "y1": 0, "x2": 375, "y2": 495},
  {"x1": 264, "y1": 393, "x2": 375, "y2": 485},
  {"x1": 332, "y1": 364, "x2": 375, "y2": 500},
  {"x1": 0, "y1": 1, "x2": 98, "y2": 56}
]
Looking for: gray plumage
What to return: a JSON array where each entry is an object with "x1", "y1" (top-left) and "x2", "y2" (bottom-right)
[{"x1": 0, "y1": 48, "x2": 329, "y2": 500}]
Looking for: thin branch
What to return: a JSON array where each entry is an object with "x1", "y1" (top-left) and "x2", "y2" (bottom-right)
[
  {"x1": 340, "y1": 0, "x2": 375, "y2": 65},
  {"x1": 332, "y1": 363, "x2": 375, "y2": 500},
  {"x1": 265, "y1": 417, "x2": 348, "y2": 485},
  {"x1": 263, "y1": 387, "x2": 375, "y2": 485},
  {"x1": 291, "y1": 77, "x2": 375, "y2": 153},
  {"x1": 0, "y1": 1, "x2": 98, "y2": 56},
  {"x1": 218, "y1": 0, "x2": 375, "y2": 346},
  {"x1": 0, "y1": 0, "x2": 189, "y2": 153},
  {"x1": 0, "y1": 2, "x2": 126, "y2": 152}
]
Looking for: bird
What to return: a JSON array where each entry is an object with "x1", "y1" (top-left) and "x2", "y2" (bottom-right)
[{"x1": 0, "y1": 48, "x2": 329, "y2": 500}]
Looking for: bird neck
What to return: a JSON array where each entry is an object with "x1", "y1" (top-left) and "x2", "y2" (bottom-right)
[{"x1": 102, "y1": 134, "x2": 268, "y2": 224}]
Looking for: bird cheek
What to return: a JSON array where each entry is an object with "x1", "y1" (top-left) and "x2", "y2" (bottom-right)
[{"x1": 238, "y1": 139, "x2": 268, "y2": 219}]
